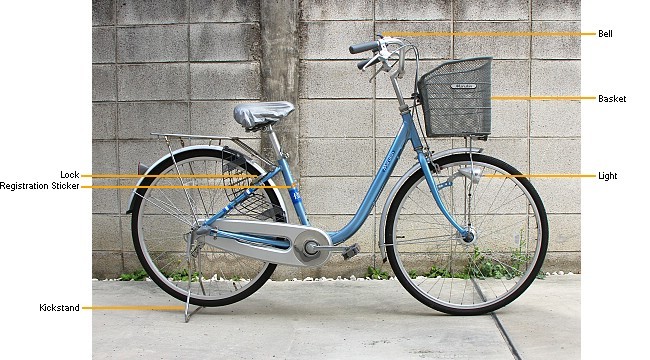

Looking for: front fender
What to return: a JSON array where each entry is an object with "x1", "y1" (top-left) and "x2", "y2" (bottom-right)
[
  {"x1": 378, "y1": 147, "x2": 483, "y2": 262},
  {"x1": 125, "y1": 145, "x2": 286, "y2": 216}
]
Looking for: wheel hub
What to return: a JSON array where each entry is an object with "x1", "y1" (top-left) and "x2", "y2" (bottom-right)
[{"x1": 459, "y1": 227, "x2": 478, "y2": 246}]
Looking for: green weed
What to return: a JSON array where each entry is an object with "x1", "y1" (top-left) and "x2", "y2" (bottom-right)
[
  {"x1": 119, "y1": 269, "x2": 148, "y2": 281},
  {"x1": 366, "y1": 266, "x2": 389, "y2": 280}
]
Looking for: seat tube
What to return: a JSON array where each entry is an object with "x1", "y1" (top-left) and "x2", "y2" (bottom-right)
[
  {"x1": 265, "y1": 125, "x2": 283, "y2": 159},
  {"x1": 265, "y1": 125, "x2": 310, "y2": 226},
  {"x1": 278, "y1": 158, "x2": 310, "y2": 226}
]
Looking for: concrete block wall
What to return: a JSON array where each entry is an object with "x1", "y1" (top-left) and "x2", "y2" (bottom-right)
[
  {"x1": 92, "y1": 0, "x2": 581, "y2": 278},
  {"x1": 92, "y1": 0, "x2": 263, "y2": 278}
]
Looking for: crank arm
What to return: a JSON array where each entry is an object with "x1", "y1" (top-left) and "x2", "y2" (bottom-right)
[{"x1": 305, "y1": 243, "x2": 361, "y2": 260}]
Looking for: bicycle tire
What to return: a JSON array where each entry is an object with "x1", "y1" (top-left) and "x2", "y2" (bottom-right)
[
  {"x1": 385, "y1": 153, "x2": 548, "y2": 315},
  {"x1": 131, "y1": 148, "x2": 286, "y2": 307}
]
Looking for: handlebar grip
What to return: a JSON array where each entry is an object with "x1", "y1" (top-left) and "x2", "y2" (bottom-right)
[
  {"x1": 357, "y1": 57, "x2": 380, "y2": 70},
  {"x1": 349, "y1": 41, "x2": 381, "y2": 54}
]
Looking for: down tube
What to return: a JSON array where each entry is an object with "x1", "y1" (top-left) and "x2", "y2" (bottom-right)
[{"x1": 328, "y1": 118, "x2": 412, "y2": 245}]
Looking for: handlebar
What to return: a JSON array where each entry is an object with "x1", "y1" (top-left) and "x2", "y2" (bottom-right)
[
  {"x1": 350, "y1": 37, "x2": 407, "y2": 75},
  {"x1": 349, "y1": 41, "x2": 381, "y2": 54}
]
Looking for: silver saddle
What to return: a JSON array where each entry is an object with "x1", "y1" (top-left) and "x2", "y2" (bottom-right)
[{"x1": 233, "y1": 101, "x2": 295, "y2": 132}]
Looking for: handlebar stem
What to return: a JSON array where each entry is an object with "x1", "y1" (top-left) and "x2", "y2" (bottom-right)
[
  {"x1": 380, "y1": 38, "x2": 408, "y2": 111},
  {"x1": 389, "y1": 69, "x2": 408, "y2": 112}
]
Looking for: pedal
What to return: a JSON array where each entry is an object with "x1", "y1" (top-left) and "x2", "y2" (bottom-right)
[{"x1": 342, "y1": 243, "x2": 360, "y2": 260}]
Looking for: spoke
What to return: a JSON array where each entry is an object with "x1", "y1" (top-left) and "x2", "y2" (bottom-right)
[
  {"x1": 400, "y1": 211, "x2": 450, "y2": 231},
  {"x1": 141, "y1": 233, "x2": 188, "y2": 242},
  {"x1": 474, "y1": 217, "x2": 531, "y2": 240},
  {"x1": 396, "y1": 217, "x2": 448, "y2": 227},
  {"x1": 156, "y1": 184, "x2": 194, "y2": 219},
  {"x1": 407, "y1": 185, "x2": 450, "y2": 229},
  {"x1": 188, "y1": 161, "x2": 210, "y2": 217},
  {"x1": 419, "y1": 275, "x2": 440, "y2": 295},
  {"x1": 475, "y1": 182, "x2": 522, "y2": 231},
  {"x1": 149, "y1": 171, "x2": 199, "y2": 220},
  {"x1": 234, "y1": 254, "x2": 257, "y2": 281},
  {"x1": 467, "y1": 250, "x2": 502, "y2": 301},
  {"x1": 152, "y1": 253, "x2": 184, "y2": 276},
  {"x1": 166, "y1": 147, "x2": 200, "y2": 225},
  {"x1": 395, "y1": 234, "x2": 456, "y2": 245},
  {"x1": 206, "y1": 160, "x2": 220, "y2": 216},
  {"x1": 483, "y1": 251, "x2": 528, "y2": 278},
  {"x1": 470, "y1": 278, "x2": 488, "y2": 303},
  {"x1": 460, "y1": 279, "x2": 468, "y2": 305},
  {"x1": 472, "y1": 168, "x2": 496, "y2": 210},
  {"x1": 435, "y1": 277, "x2": 445, "y2": 299},
  {"x1": 478, "y1": 171, "x2": 508, "y2": 216},
  {"x1": 136, "y1": 192, "x2": 193, "y2": 226},
  {"x1": 395, "y1": 219, "x2": 454, "y2": 235}
]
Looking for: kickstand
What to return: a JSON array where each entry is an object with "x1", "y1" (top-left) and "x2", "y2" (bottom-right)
[
  {"x1": 183, "y1": 231, "x2": 204, "y2": 323},
  {"x1": 184, "y1": 298, "x2": 203, "y2": 323}
]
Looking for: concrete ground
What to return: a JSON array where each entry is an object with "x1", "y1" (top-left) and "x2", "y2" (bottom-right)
[{"x1": 92, "y1": 275, "x2": 580, "y2": 359}]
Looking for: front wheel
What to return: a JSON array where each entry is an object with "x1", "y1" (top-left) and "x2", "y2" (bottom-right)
[{"x1": 385, "y1": 154, "x2": 548, "y2": 315}]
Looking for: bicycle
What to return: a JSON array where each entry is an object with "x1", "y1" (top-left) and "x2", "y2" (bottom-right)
[{"x1": 126, "y1": 35, "x2": 548, "y2": 316}]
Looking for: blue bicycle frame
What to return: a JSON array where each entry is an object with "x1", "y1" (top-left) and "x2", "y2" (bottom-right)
[{"x1": 202, "y1": 110, "x2": 468, "y2": 248}]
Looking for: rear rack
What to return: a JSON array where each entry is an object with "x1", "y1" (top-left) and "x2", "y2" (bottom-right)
[{"x1": 150, "y1": 132, "x2": 275, "y2": 168}]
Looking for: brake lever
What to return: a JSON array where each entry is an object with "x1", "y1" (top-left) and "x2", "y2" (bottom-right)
[{"x1": 361, "y1": 52, "x2": 382, "y2": 72}]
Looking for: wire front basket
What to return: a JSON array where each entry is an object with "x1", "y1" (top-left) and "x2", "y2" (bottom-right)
[{"x1": 417, "y1": 57, "x2": 492, "y2": 138}]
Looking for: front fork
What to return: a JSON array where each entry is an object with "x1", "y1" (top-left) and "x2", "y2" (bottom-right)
[{"x1": 416, "y1": 151, "x2": 472, "y2": 241}]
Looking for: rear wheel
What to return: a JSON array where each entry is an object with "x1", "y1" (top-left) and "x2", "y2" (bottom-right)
[
  {"x1": 385, "y1": 154, "x2": 548, "y2": 315},
  {"x1": 131, "y1": 148, "x2": 286, "y2": 307}
]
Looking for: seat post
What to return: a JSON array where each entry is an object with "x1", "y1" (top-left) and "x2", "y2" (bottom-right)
[{"x1": 265, "y1": 125, "x2": 284, "y2": 160}]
